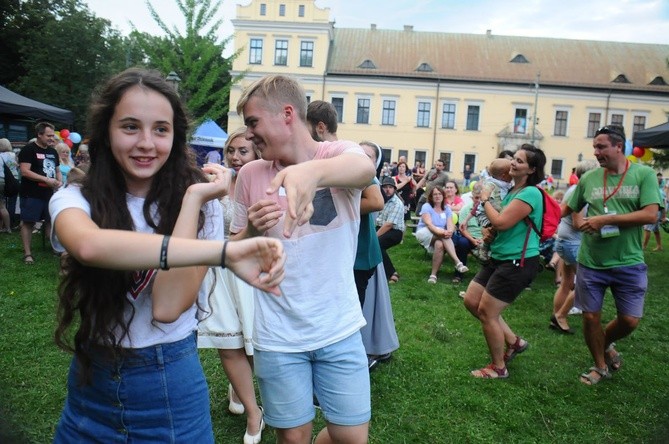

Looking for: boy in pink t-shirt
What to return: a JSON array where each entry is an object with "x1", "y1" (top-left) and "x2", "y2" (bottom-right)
[{"x1": 230, "y1": 75, "x2": 375, "y2": 443}]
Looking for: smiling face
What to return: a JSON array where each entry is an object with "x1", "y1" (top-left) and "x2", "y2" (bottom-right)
[
  {"x1": 444, "y1": 181, "x2": 458, "y2": 197},
  {"x1": 510, "y1": 150, "x2": 535, "y2": 184},
  {"x1": 243, "y1": 95, "x2": 290, "y2": 161},
  {"x1": 108, "y1": 85, "x2": 174, "y2": 197},
  {"x1": 36, "y1": 127, "x2": 55, "y2": 149},
  {"x1": 225, "y1": 135, "x2": 258, "y2": 172}
]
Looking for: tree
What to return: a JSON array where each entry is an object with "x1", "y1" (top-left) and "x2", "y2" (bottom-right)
[
  {"x1": 2, "y1": 0, "x2": 127, "y2": 130},
  {"x1": 131, "y1": 0, "x2": 241, "y2": 129}
]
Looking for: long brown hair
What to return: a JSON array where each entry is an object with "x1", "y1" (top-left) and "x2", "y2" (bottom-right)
[{"x1": 55, "y1": 68, "x2": 205, "y2": 383}]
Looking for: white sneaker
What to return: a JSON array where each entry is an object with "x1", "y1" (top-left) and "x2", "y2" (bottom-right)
[
  {"x1": 455, "y1": 262, "x2": 469, "y2": 273},
  {"x1": 568, "y1": 307, "x2": 583, "y2": 315}
]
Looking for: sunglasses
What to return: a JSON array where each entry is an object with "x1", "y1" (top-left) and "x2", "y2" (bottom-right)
[{"x1": 595, "y1": 126, "x2": 625, "y2": 140}]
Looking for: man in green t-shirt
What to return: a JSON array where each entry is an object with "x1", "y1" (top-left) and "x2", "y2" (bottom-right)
[{"x1": 566, "y1": 124, "x2": 662, "y2": 385}]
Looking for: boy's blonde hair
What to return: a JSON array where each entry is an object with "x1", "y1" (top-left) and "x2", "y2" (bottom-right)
[{"x1": 236, "y1": 75, "x2": 307, "y2": 122}]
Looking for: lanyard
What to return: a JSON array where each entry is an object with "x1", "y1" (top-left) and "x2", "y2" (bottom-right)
[{"x1": 602, "y1": 160, "x2": 629, "y2": 213}]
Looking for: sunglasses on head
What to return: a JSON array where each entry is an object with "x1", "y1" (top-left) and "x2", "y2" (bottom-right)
[{"x1": 595, "y1": 126, "x2": 625, "y2": 140}]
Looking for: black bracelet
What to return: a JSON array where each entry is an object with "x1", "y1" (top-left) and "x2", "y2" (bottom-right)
[
  {"x1": 159, "y1": 235, "x2": 171, "y2": 270},
  {"x1": 220, "y1": 241, "x2": 228, "y2": 269}
]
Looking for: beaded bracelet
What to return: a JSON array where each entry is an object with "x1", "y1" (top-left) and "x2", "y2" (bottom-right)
[{"x1": 159, "y1": 235, "x2": 171, "y2": 270}]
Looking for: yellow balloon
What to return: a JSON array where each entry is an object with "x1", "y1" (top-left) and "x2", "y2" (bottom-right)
[
  {"x1": 469, "y1": 180, "x2": 477, "y2": 191},
  {"x1": 452, "y1": 212, "x2": 458, "y2": 225},
  {"x1": 641, "y1": 149, "x2": 653, "y2": 163},
  {"x1": 627, "y1": 155, "x2": 638, "y2": 163}
]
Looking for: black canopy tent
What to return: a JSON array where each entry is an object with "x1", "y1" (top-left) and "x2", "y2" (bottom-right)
[
  {"x1": 633, "y1": 121, "x2": 669, "y2": 149},
  {"x1": 0, "y1": 85, "x2": 74, "y2": 124}
]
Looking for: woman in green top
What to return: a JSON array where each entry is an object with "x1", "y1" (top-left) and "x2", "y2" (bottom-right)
[{"x1": 463, "y1": 144, "x2": 546, "y2": 379}]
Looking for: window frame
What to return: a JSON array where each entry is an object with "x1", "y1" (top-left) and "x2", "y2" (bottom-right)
[
  {"x1": 466, "y1": 105, "x2": 481, "y2": 131},
  {"x1": 356, "y1": 97, "x2": 371, "y2": 124},
  {"x1": 441, "y1": 102, "x2": 456, "y2": 129},
  {"x1": 249, "y1": 38, "x2": 263, "y2": 65},
  {"x1": 331, "y1": 97, "x2": 344, "y2": 123},
  {"x1": 554, "y1": 110, "x2": 569, "y2": 136},
  {"x1": 274, "y1": 39, "x2": 288, "y2": 66},
  {"x1": 587, "y1": 112, "x2": 602, "y2": 138},
  {"x1": 417, "y1": 101, "x2": 431, "y2": 128},
  {"x1": 299, "y1": 41, "x2": 314, "y2": 67},
  {"x1": 382, "y1": 99, "x2": 396, "y2": 126}
]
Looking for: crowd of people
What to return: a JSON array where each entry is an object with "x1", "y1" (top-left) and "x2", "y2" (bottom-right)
[{"x1": 4, "y1": 66, "x2": 668, "y2": 442}]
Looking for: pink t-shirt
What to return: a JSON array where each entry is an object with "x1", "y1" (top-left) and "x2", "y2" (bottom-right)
[{"x1": 231, "y1": 140, "x2": 367, "y2": 352}]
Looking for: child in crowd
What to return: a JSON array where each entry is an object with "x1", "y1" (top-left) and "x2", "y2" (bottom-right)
[{"x1": 462, "y1": 158, "x2": 512, "y2": 262}]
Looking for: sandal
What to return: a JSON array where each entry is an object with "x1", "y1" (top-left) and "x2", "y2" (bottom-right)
[
  {"x1": 23, "y1": 254, "x2": 34, "y2": 265},
  {"x1": 471, "y1": 363, "x2": 509, "y2": 379},
  {"x1": 579, "y1": 366, "x2": 611, "y2": 385},
  {"x1": 427, "y1": 275, "x2": 437, "y2": 284},
  {"x1": 504, "y1": 336, "x2": 529, "y2": 363},
  {"x1": 389, "y1": 273, "x2": 399, "y2": 284},
  {"x1": 451, "y1": 276, "x2": 462, "y2": 284},
  {"x1": 605, "y1": 343, "x2": 623, "y2": 372},
  {"x1": 455, "y1": 262, "x2": 469, "y2": 273}
]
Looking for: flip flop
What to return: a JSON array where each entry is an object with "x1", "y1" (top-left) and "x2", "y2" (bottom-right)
[{"x1": 23, "y1": 254, "x2": 34, "y2": 265}]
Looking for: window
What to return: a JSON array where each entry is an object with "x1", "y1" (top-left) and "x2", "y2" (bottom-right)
[
  {"x1": 587, "y1": 112, "x2": 601, "y2": 137},
  {"x1": 417, "y1": 102, "x2": 431, "y2": 128},
  {"x1": 633, "y1": 115, "x2": 646, "y2": 134},
  {"x1": 260, "y1": 3, "x2": 266, "y2": 15},
  {"x1": 249, "y1": 38, "x2": 263, "y2": 64},
  {"x1": 298, "y1": 4, "x2": 305, "y2": 17},
  {"x1": 356, "y1": 98, "x2": 370, "y2": 124},
  {"x1": 414, "y1": 150, "x2": 427, "y2": 166},
  {"x1": 439, "y1": 152, "x2": 452, "y2": 171},
  {"x1": 554, "y1": 110, "x2": 568, "y2": 136},
  {"x1": 398, "y1": 150, "x2": 408, "y2": 161},
  {"x1": 331, "y1": 98, "x2": 343, "y2": 123},
  {"x1": 299, "y1": 41, "x2": 314, "y2": 67},
  {"x1": 464, "y1": 154, "x2": 476, "y2": 174},
  {"x1": 466, "y1": 105, "x2": 480, "y2": 131},
  {"x1": 610, "y1": 113, "x2": 623, "y2": 126},
  {"x1": 382, "y1": 100, "x2": 396, "y2": 125},
  {"x1": 274, "y1": 40, "x2": 288, "y2": 65},
  {"x1": 279, "y1": 4, "x2": 286, "y2": 16},
  {"x1": 514, "y1": 109, "x2": 527, "y2": 134},
  {"x1": 381, "y1": 149, "x2": 392, "y2": 165},
  {"x1": 551, "y1": 159, "x2": 564, "y2": 179},
  {"x1": 441, "y1": 103, "x2": 455, "y2": 129}
]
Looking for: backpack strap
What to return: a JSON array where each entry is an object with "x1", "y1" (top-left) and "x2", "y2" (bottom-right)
[{"x1": 520, "y1": 187, "x2": 543, "y2": 267}]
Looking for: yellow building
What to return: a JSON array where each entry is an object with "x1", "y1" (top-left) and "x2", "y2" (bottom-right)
[{"x1": 228, "y1": 0, "x2": 669, "y2": 182}]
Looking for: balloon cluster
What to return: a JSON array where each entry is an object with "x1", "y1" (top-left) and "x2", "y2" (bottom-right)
[
  {"x1": 55, "y1": 129, "x2": 82, "y2": 148},
  {"x1": 627, "y1": 146, "x2": 653, "y2": 164}
]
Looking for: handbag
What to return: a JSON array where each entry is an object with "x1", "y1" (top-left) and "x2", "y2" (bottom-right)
[{"x1": 1, "y1": 156, "x2": 19, "y2": 197}]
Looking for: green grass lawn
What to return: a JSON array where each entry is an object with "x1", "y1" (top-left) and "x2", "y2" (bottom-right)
[{"x1": 1, "y1": 230, "x2": 669, "y2": 443}]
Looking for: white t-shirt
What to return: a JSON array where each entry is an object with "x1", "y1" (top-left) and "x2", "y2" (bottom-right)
[
  {"x1": 49, "y1": 185, "x2": 224, "y2": 348},
  {"x1": 231, "y1": 141, "x2": 366, "y2": 352}
]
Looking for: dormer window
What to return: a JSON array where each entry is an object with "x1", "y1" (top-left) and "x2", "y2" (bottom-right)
[
  {"x1": 510, "y1": 53, "x2": 529, "y2": 63},
  {"x1": 649, "y1": 76, "x2": 668, "y2": 86},
  {"x1": 358, "y1": 59, "x2": 376, "y2": 69},
  {"x1": 416, "y1": 63, "x2": 433, "y2": 72},
  {"x1": 612, "y1": 74, "x2": 631, "y2": 83}
]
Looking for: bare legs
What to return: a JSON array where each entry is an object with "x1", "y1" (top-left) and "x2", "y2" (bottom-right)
[
  {"x1": 217, "y1": 348, "x2": 262, "y2": 436},
  {"x1": 276, "y1": 422, "x2": 368, "y2": 444},
  {"x1": 551, "y1": 262, "x2": 577, "y2": 330},
  {"x1": 430, "y1": 238, "x2": 464, "y2": 277}
]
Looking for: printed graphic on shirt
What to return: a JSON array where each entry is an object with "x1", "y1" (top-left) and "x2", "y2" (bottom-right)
[
  {"x1": 129, "y1": 269, "x2": 156, "y2": 300},
  {"x1": 43, "y1": 158, "x2": 57, "y2": 179}
]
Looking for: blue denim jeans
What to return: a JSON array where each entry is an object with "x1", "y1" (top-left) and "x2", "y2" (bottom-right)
[{"x1": 54, "y1": 332, "x2": 213, "y2": 443}]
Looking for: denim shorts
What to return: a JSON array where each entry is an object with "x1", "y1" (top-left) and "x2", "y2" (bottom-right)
[
  {"x1": 254, "y1": 331, "x2": 371, "y2": 429},
  {"x1": 53, "y1": 332, "x2": 213, "y2": 443},
  {"x1": 575, "y1": 264, "x2": 648, "y2": 318},
  {"x1": 555, "y1": 239, "x2": 580, "y2": 265},
  {"x1": 20, "y1": 196, "x2": 51, "y2": 223}
]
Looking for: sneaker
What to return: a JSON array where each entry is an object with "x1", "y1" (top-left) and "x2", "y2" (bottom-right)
[
  {"x1": 568, "y1": 307, "x2": 583, "y2": 315},
  {"x1": 458, "y1": 291, "x2": 466, "y2": 298},
  {"x1": 455, "y1": 262, "x2": 469, "y2": 273},
  {"x1": 368, "y1": 356, "x2": 379, "y2": 372}
]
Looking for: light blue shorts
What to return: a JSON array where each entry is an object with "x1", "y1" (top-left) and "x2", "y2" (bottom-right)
[
  {"x1": 575, "y1": 264, "x2": 647, "y2": 318},
  {"x1": 254, "y1": 331, "x2": 371, "y2": 429},
  {"x1": 555, "y1": 238, "x2": 580, "y2": 265}
]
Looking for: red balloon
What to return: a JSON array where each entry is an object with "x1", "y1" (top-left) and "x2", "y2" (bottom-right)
[
  {"x1": 632, "y1": 146, "x2": 645, "y2": 158},
  {"x1": 60, "y1": 129, "x2": 70, "y2": 139},
  {"x1": 64, "y1": 138, "x2": 73, "y2": 148}
]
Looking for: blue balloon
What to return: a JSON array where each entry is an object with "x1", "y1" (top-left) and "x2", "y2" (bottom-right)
[
  {"x1": 624, "y1": 140, "x2": 633, "y2": 156},
  {"x1": 69, "y1": 132, "x2": 82, "y2": 144}
]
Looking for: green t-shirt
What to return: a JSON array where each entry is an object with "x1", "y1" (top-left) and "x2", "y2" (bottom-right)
[
  {"x1": 491, "y1": 186, "x2": 543, "y2": 261},
  {"x1": 354, "y1": 180, "x2": 383, "y2": 270},
  {"x1": 459, "y1": 201, "x2": 482, "y2": 239},
  {"x1": 568, "y1": 163, "x2": 662, "y2": 269}
]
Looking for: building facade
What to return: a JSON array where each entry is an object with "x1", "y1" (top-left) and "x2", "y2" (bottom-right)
[{"x1": 228, "y1": 0, "x2": 669, "y2": 182}]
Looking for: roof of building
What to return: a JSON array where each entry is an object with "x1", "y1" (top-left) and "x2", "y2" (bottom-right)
[{"x1": 327, "y1": 28, "x2": 669, "y2": 93}]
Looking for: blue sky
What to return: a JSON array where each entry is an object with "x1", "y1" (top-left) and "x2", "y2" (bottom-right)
[{"x1": 85, "y1": 0, "x2": 669, "y2": 49}]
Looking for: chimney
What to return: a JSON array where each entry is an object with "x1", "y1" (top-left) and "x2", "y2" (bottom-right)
[
  {"x1": 371, "y1": 23, "x2": 377, "y2": 30},
  {"x1": 404, "y1": 25, "x2": 413, "y2": 32}
]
